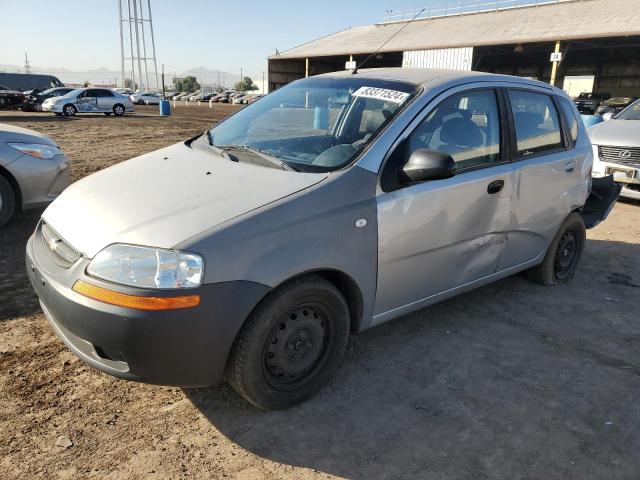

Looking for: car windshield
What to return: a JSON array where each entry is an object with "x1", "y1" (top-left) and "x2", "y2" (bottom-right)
[
  {"x1": 616, "y1": 100, "x2": 640, "y2": 120},
  {"x1": 206, "y1": 76, "x2": 420, "y2": 172}
]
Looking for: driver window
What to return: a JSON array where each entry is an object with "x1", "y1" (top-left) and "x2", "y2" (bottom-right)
[{"x1": 407, "y1": 89, "x2": 502, "y2": 170}]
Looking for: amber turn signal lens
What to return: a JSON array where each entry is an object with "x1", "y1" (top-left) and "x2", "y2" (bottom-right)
[{"x1": 72, "y1": 280, "x2": 200, "y2": 311}]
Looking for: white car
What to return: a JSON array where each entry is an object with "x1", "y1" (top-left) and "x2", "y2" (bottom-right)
[
  {"x1": 129, "y1": 92, "x2": 161, "y2": 105},
  {"x1": 42, "y1": 88, "x2": 134, "y2": 116}
]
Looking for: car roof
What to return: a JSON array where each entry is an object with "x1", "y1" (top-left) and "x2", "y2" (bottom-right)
[{"x1": 318, "y1": 67, "x2": 554, "y2": 91}]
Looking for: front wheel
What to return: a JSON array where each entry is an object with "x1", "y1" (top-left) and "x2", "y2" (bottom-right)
[
  {"x1": 526, "y1": 212, "x2": 586, "y2": 285},
  {"x1": 62, "y1": 104, "x2": 76, "y2": 116},
  {"x1": 226, "y1": 275, "x2": 350, "y2": 410},
  {"x1": 0, "y1": 175, "x2": 16, "y2": 228},
  {"x1": 113, "y1": 104, "x2": 125, "y2": 116}
]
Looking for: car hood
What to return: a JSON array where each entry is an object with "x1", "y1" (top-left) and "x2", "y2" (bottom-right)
[
  {"x1": 42, "y1": 142, "x2": 327, "y2": 257},
  {"x1": 588, "y1": 119, "x2": 640, "y2": 147}
]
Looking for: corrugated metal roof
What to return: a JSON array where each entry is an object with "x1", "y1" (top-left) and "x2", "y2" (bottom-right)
[{"x1": 270, "y1": 0, "x2": 640, "y2": 60}]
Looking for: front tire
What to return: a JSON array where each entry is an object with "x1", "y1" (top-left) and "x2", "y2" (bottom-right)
[
  {"x1": 0, "y1": 175, "x2": 16, "y2": 228},
  {"x1": 113, "y1": 104, "x2": 125, "y2": 116},
  {"x1": 226, "y1": 275, "x2": 350, "y2": 410},
  {"x1": 62, "y1": 104, "x2": 76, "y2": 116},
  {"x1": 526, "y1": 212, "x2": 586, "y2": 286}
]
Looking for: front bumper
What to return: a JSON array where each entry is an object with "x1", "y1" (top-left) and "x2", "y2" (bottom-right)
[
  {"x1": 592, "y1": 152, "x2": 640, "y2": 200},
  {"x1": 26, "y1": 232, "x2": 269, "y2": 387}
]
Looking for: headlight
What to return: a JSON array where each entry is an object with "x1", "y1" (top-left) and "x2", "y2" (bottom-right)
[
  {"x1": 7, "y1": 142, "x2": 63, "y2": 159},
  {"x1": 87, "y1": 244, "x2": 204, "y2": 289}
]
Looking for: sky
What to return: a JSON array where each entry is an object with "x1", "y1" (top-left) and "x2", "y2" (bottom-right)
[{"x1": 0, "y1": 0, "x2": 470, "y2": 78}]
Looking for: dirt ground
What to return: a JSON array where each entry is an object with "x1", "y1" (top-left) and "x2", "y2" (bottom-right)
[{"x1": 1, "y1": 106, "x2": 640, "y2": 480}]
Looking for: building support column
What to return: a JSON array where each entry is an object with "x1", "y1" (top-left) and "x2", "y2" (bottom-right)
[
  {"x1": 305, "y1": 57, "x2": 309, "y2": 78},
  {"x1": 550, "y1": 40, "x2": 561, "y2": 87}
]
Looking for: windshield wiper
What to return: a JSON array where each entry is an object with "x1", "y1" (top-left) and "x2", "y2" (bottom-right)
[{"x1": 219, "y1": 145, "x2": 297, "y2": 171}]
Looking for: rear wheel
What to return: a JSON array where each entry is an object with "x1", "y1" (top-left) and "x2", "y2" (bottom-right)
[
  {"x1": 0, "y1": 175, "x2": 16, "y2": 228},
  {"x1": 62, "y1": 104, "x2": 76, "y2": 116},
  {"x1": 113, "y1": 104, "x2": 125, "y2": 116},
  {"x1": 526, "y1": 212, "x2": 586, "y2": 285},
  {"x1": 226, "y1": 275, "x2": 350, "y2": 410}
]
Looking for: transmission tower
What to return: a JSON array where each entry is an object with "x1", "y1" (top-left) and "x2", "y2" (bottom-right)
[
  {"x1": 118, "y1": 0, "x2": 159, "y2": 91},
  {"x1": 24, "y1": 52, "x2": 31, "y2": 73}
]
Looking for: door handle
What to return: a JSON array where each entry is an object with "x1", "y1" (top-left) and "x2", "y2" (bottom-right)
[
  {"x1": 487, "y1": 180, "x2": 504, "y2": 195},
  {"x1": 565, "y1": 160, "x2": 577, "y2": 172}
]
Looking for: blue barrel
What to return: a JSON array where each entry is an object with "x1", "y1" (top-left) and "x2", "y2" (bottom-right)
[
  {"x1": 314, "y1": 106, "x2": 329, "y2": 129},
  {"x1": 581, "y1": 114, "x2": 602, "y2": 128},
  {"x1": 159, "y1": 100, "x2": 171, "y2": 116}
]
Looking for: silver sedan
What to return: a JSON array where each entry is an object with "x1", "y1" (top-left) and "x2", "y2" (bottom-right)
[
  {"x1": 589, "y1": 99, "x2": 640, "y2": 200},
  {"x1": 0, "y1": 123, "x2": 70, "y2": 227},
  {"x1": 42, "y1": 88, "x2": 134, "y2": 116}
]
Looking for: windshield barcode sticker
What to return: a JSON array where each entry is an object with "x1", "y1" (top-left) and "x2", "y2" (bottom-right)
[{"x1": 352, "y1": 87, "x2": 410, "y2": 104}]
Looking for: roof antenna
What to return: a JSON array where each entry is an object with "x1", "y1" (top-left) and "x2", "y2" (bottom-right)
[{"x1": 352, "y1": 7, "x2": 426, "y2": 75}]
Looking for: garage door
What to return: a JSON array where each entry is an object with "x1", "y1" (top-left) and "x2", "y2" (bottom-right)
[{"x1": 402, "y1": 47, "x2": 473, "y2": 71}]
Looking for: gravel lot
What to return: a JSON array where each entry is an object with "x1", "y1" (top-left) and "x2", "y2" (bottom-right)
[{"x1": 1, "y1": 106, "x2": 639, "y2": 480}]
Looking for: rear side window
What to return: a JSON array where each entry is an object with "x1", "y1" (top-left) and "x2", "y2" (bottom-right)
[
  {"x1": 508, "y1": 90, "x2": 563, "y2": 156},
  {"x1": 558, "y1": 97, "x2": 579, "y2": 143}
]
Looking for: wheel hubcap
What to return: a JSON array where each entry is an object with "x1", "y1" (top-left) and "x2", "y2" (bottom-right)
[
  {"x1": 264, "y1": 305, "x2": 328, "y2": 385},
  {"x1": 554, "y1": 230, "x2": 578, "y2": 279}
]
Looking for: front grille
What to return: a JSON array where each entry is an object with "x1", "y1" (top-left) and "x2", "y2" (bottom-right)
[
  {"x1": 39, "y1": 222, "x2": 82, "y2": 267},
  {"x1": 599, "y1": 146, "x2": 640, "y2": 169}
]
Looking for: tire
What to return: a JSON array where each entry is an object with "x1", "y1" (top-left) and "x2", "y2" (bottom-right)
[
  {"x1": 0, "y1": 174, "x2": 16, "y2": 228},
  {"x1": 137, "y1": 99, "x2": 145, "y2": 105},
  {"x1": 113, "y1": 104, "x2": 125, "y2": 116},
  {"x1": 526, "y1": 212, "x2": 586, "y2": 286},
  {"x1": 226, "y1": 274, "x2": 350, "y2": 410},
  {"x1": 62, "y1": 104, "x2": 76, "y2": 116}
]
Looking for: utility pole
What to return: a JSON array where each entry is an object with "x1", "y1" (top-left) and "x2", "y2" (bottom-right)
[
  {"x1": 132, "y1": 0, "x2": 144, "y2": 91},
  {"x1": 147, "y1": 0, "x2": 159, "y2": 89},
  {"x1": 138, "y1": 0, "x2": 150, "y2": 90},
  {"x1": 127, "y1": 0, "x2": 136, "y2": 89},
  {"x1": 240, "y1": 68, "x2": 243, "y2": 91},
  {"x1": 118, "y1": 0, "x2": 125, "y2": 87},
  {"x1": 24, "y1": 52, "x2": 31, "y2": 73},
  {"x1": 262, "y1": 71, "x2": 265, "y2": 93}
]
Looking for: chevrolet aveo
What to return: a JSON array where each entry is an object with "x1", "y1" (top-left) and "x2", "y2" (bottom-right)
[{"x1": 27, "y1": 69, "x2": 619, "y2": 409}]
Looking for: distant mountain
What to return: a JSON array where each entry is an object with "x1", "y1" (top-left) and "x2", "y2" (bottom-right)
[{"x1": 0, "y1": 64, "x2": 242, "y2": 89}]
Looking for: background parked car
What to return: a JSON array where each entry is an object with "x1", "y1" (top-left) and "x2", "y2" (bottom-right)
[
  {"x1": 129, "y1": 92, "x2": 161, "y2": 105},
  {"x1": 20, "y1": 87, "x2": 74, "y2": 112},
  {"x1": 596, "y1": 96, "x2": 638, "y2": 117},
  {"x1": 589, "y1": 98, "x2": 640, "y2": 200},
  {"x1": 0, "y1": 73, "x2": 64, "y2": 92},
  {"x1": 0, "y1": 123, "x2": 71, "y2": 227},
  {"x1": 0, "y1": 84, "x2": 25, "y2": 109},
  {"x1": 42, "y1": 88, "x2": 134, "y2": 116},
  {"x1": 574, "y1": 91, "x2": 610, "y2": 114}
]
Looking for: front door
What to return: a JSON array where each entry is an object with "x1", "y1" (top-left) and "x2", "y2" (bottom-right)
[
  {"x1": 374, "y1": 88, "x2": 513, "y2": 320},
  {"x1": 77, "y1": 89, "x2": 98, "y2": 112}
]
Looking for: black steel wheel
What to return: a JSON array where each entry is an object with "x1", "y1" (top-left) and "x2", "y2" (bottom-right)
[
  {"x1": 226, "y1": 275, "x2": 350, "y2": 410},
  {"x1": 263, "y1": 304, "x2": 330, "y2": 390},
  {"x1": 526, "y1": 212, "x2": 586, "y2": 285}
]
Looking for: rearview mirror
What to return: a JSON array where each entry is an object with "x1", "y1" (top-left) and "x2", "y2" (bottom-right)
[{"x1": 400, "y1": 149, "x2": 456, "y2": 183}]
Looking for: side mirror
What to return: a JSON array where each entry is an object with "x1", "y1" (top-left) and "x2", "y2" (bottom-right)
[
  {"x1": 602, "y1": 111, "x2": 614, "y2": 121},
  {"x1": 401, "y1": 149, "x2": 456, "y2": 183}
]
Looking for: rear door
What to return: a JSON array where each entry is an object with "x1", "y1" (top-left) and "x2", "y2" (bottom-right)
[
  {"x1": 497, "y1": 88, "x2": 590, "y2": 270},
  {"x1": 95, "y1": 89, "x2": 115, "y2": 111},
  {"x1": 375, "y1": 86, "x2": 514, "y2": 320}
]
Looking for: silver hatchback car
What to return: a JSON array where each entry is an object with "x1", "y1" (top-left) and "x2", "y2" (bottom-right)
[
  {"x1": 26, "y1": 69, "x2": 619, "y2": 409},
  {"x1": 42, "y1": 87, "x2": 134, "y2": 116}
]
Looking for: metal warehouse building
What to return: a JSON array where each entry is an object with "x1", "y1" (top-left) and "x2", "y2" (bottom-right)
[{"x1": 268, "y1": 0, "x2": 640, "y2": 97}]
